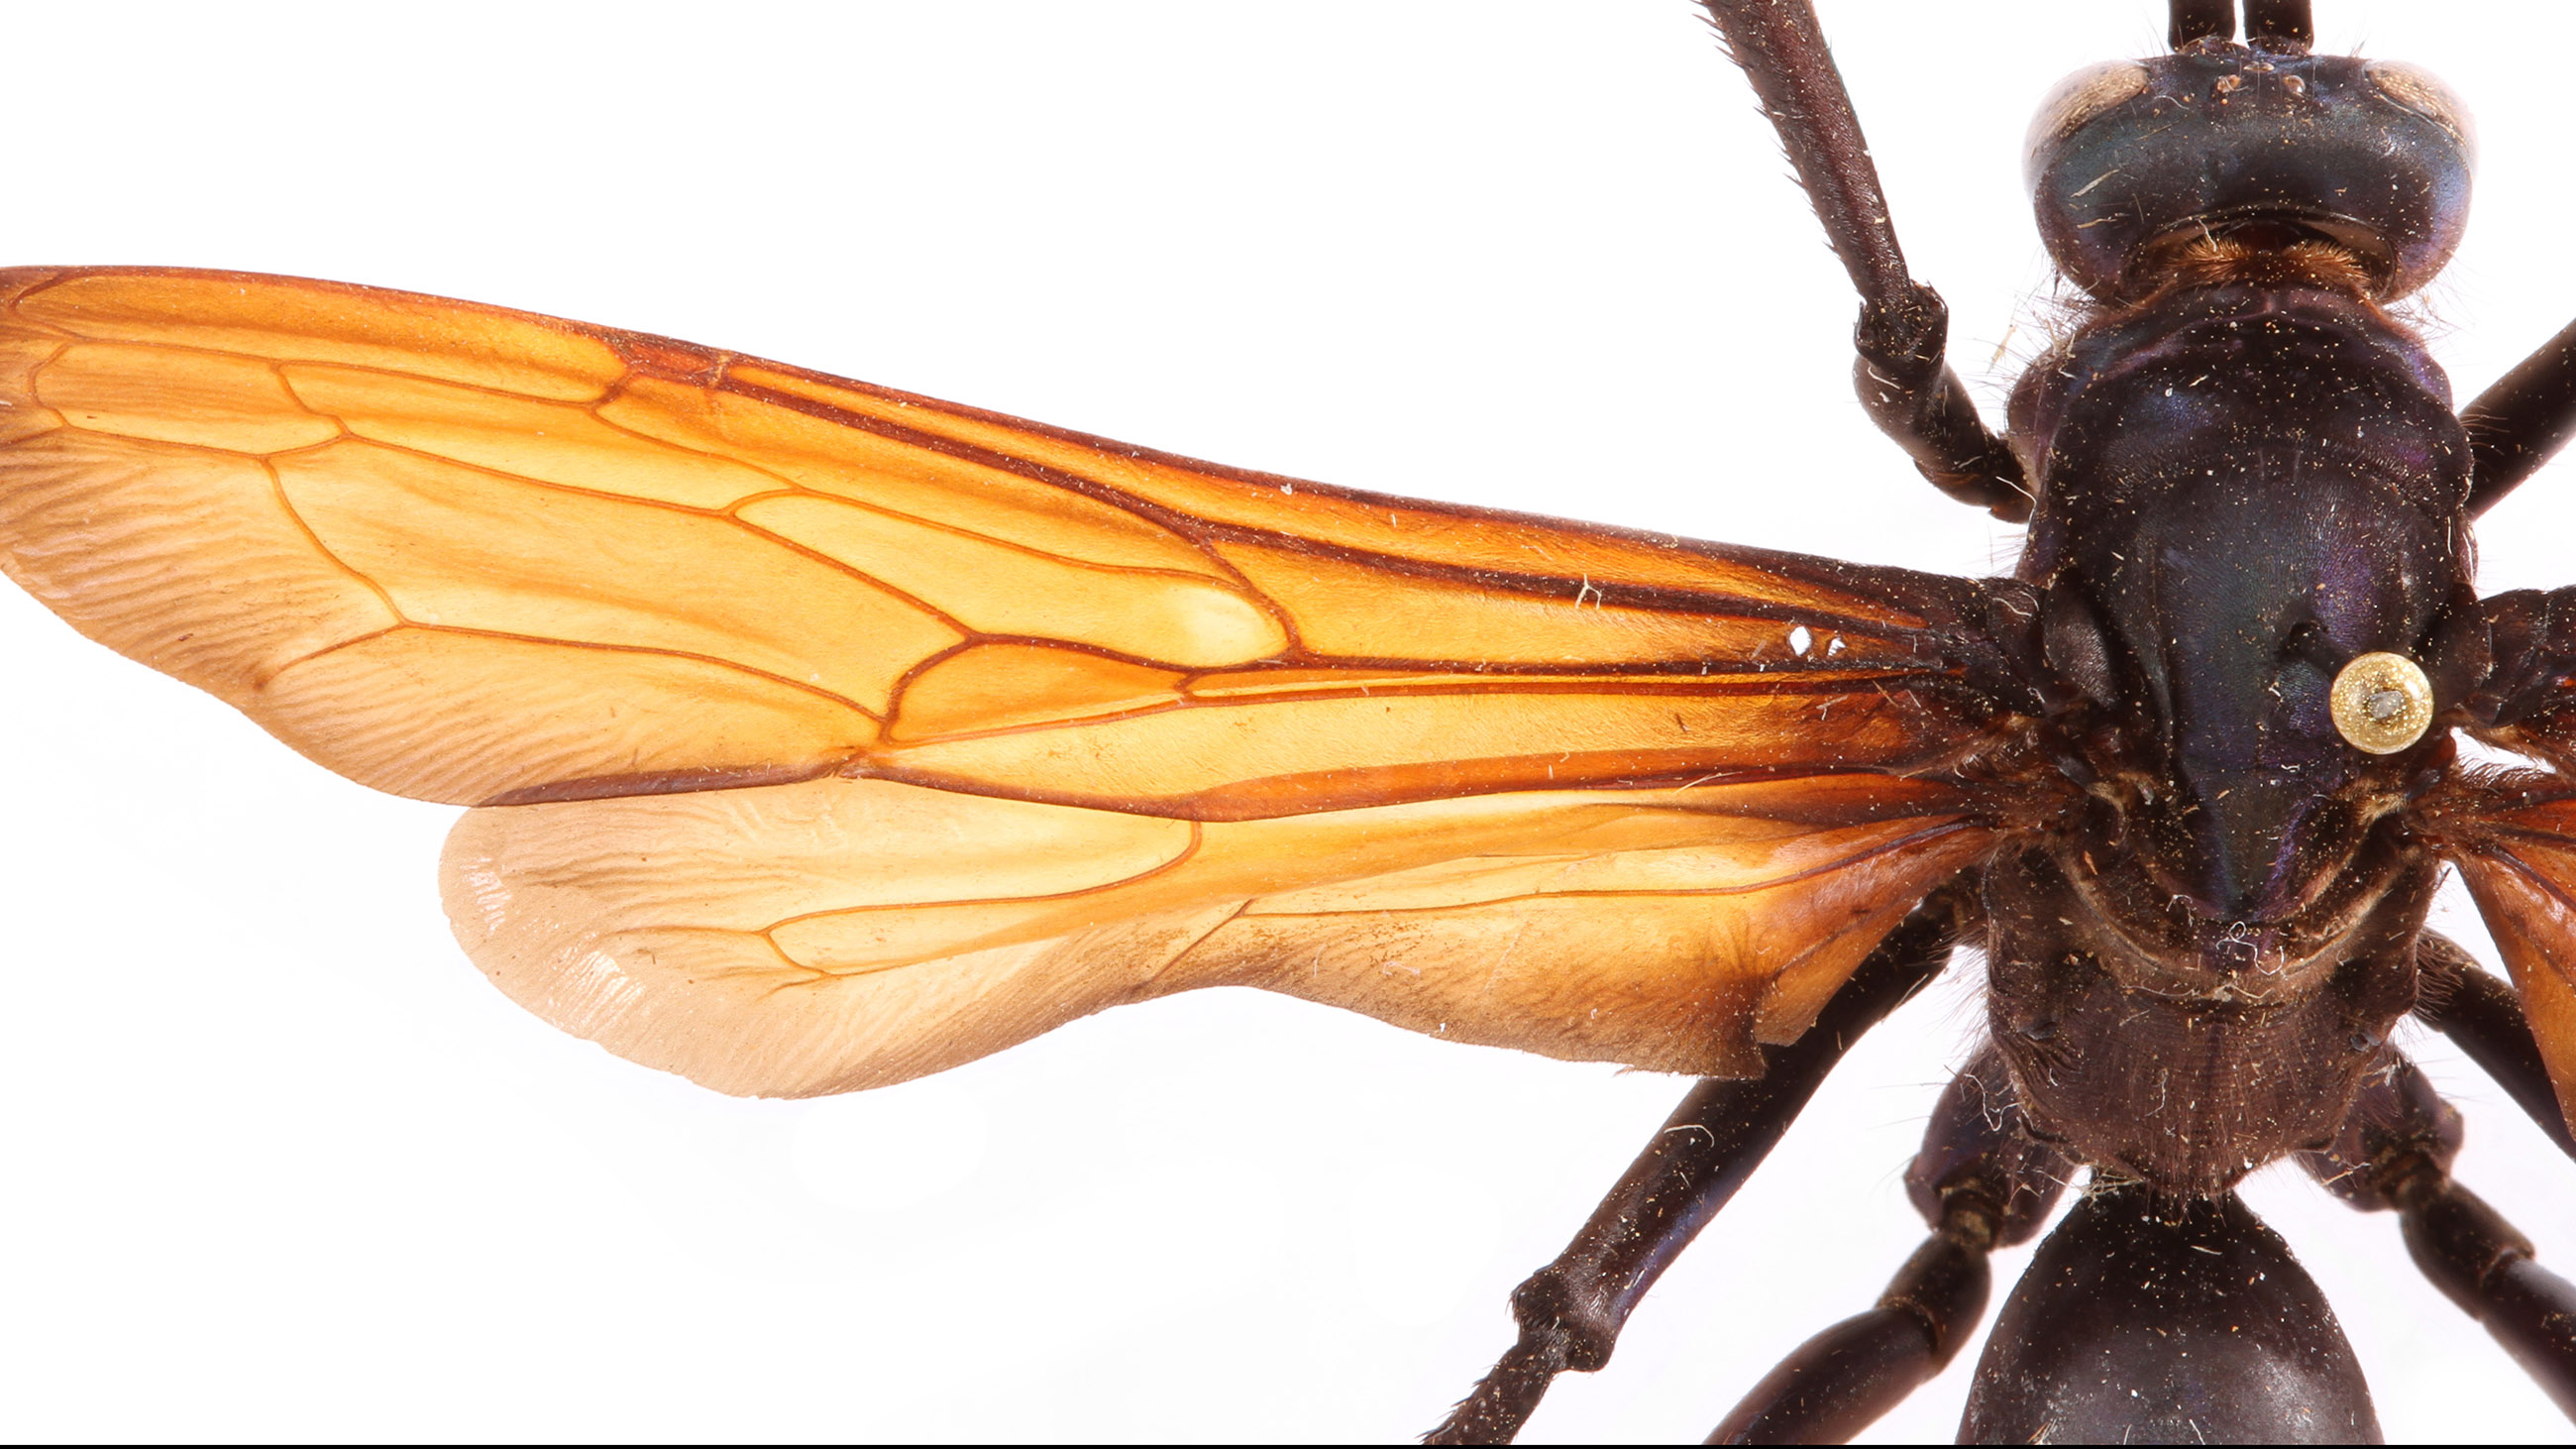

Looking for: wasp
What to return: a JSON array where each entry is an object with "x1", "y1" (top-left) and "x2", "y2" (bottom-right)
[{"x1": 0, "y1": 2, "x2": 2569, "y2": 1440}]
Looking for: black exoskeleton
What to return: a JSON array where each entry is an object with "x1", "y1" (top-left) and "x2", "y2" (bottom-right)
[{"x1": 1433, "y1": 4, "x2": 2576, "y2": 1442}]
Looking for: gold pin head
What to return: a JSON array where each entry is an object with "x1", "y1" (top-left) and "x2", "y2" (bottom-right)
[{"x1": 2330, "y1": 651, "x2": 2434, "y2": 754}]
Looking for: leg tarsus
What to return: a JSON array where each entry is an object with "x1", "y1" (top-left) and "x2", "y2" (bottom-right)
[{"x1": 1427, "y1": 1330, "x2": 1576, "y2": 1447}]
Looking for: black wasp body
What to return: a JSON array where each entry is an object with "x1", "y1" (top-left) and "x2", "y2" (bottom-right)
[
  {"x1": 1436, "y1": 4, "x2": 2576, "y2": 1441},
  {"x1": 2, "y1": 3, "x2": 2572, "y2": 1444},
  {"x1": 1989, "y1": 40, "x2": 2480, "y2": 1196}
]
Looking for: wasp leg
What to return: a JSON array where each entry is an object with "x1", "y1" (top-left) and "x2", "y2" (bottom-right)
[
  {"x1": 2461, "y1": 586, "x2": 2576, "y2": 784},
  {"x1": 2463, "y1": 316, "x2": 2576, "y2": 515},
  {"x1": 2405, "y1": 1185, "x2": 2576, "y2": 1418},
  {"x1": 1703, "y1": 1211, "x2": 1988, "y2": 1446},
  {"x1": 1421, "y1": 883, "x2": 1978, "y2": 1446},
  {"x1": 1697, "y1": 1, "x2": 2029, "y2": 521},
  {"x1": 2303, "y1": 1056, "x2": 2576, "y2": 1420},
  {"x1": 2413, "y1": 933, "x2": 2576, "y2": 1161},
  {"x1": 1705, "y1": 1049, "x2": 2067, "y2": 1444}
]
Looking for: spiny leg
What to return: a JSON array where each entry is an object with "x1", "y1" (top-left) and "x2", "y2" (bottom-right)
[
  {"x1": 1421, "y1": 884, "x2": 1978, "y2": 1446},
  {"x1": 1704, "y1": 1048, "x2": 2067, "y2": 1445},
  {"x1": 2303, "y1": 1056, "x2": 2576, "y2": 1419},
  {"x1": 2414, "y1": 933, "x2": 2576, "y2": 1161},
  {"x1": 1697, "y1": 1, "x2": 2029, "y2": 520}
]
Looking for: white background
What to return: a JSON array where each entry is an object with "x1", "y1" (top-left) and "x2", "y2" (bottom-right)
[{"x1": 1, "y1": 2, "x2": 2570, "y2": 1441}]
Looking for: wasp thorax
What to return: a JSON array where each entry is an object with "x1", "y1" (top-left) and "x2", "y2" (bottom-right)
[
  {"x1": 2026, "y1": 44, "x2": 2473, "y2": 302},
  {"x1": 2330, "y1": 652, "x2": 2433, "y2": 754}
]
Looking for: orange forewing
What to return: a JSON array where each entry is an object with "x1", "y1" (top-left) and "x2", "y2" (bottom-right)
[
  {"x1": 0, "y1": 267, "x2": 2000, "y2": 814},
  {"x1": 2428, "y1": 773, "x2": 2576, "y2": 1138},
  {"x1": 443, "y1": 774, "x2": 1990, "y2": 1095},
  {"x1": 0, "y1": 267, "x2": 2008, "y2": 1095}
]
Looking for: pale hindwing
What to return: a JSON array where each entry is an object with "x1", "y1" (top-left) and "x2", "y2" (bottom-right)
[{"x1": 442, "y1": 776, "x2": 1990, "y2": 1096}]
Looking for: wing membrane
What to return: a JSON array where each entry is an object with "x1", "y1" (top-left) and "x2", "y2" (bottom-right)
[
  {"x1": 2427, "y1": 771, "x2": 2576, "y2": 1138},
  {"x1": 444, "y1": 774, "x2": 1989, "y2": 1096},
  {"x1": 0, "y1": 267, "x2": 2013, "y2": 1091},
  {"x1": 0, "y1": 267, "x2": 2003, "y2": 813}
]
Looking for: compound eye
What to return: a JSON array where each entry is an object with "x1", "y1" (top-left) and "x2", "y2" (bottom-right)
[
  {"x1": 2330, "y1": 652, "x2": 2433, "y2": 754},
  {"x1": 2023, "y1": 60, "x2": 2151, "y2": 189},
  {"x1": 2366, "y1": 60, "x2": 2476, "y2": 163}
]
